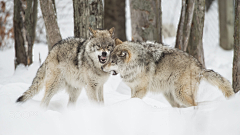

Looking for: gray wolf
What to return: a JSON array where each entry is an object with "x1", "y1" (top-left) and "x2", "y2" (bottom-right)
[
  {"x1": 16, "y1": 27, "x2": 116, "y2": 107},
  {"x1": 102, "y1": 39, "x2": 235, "y2": 107}
]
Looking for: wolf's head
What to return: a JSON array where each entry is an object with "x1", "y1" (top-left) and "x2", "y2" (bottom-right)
[
  {"x1": 85, "y1": 27, "x2": 116, "y2": 67},
  {"x1": 101, "y1": 39, "x2": 141, "y2": 75}
]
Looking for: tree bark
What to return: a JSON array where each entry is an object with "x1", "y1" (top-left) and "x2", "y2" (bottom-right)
[
  {"x1": 218, "y1": 0, "x2": 234, "y2": 50},
  {"x1": 205, "y1": 0, "x2": 215, "y2": 12},
  {"x1": 25, "y1": 0, "x2": 38, "y2": 65},
  {"x1": 175, "y1": 0, "x2": 195, "y2": 51},
  {"x1": 13, "y1": 0, "x2": 27, "y2": 68},
  {"x1": 130, "y1": 0, "x2": 162, "y2": 43},
  {"x1": 233, "y1": 0, "x2": 240, "y2": 93},
  {"x1": 175, "y1": 0, "x2": 186, "y2": 50},
  {"x1": 40, "y1": 0, "x2": 62, "y2": 51},
  {"x1": 73, "y1": 0, "x2": 104, "y2": 39},
  {"x1": 104, "y1": 0, "x2": 126, "y2": 41},
  {"x1": 187, "y1": 0, "x2": 205, "y2": 68}
]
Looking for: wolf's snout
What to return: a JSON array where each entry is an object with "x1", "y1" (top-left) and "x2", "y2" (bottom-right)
[
  {"x1": 102, "y1": 52, "x2": 107, "y2": 57},
  {"x1": 98, "y1": 52, "x2": 108, "y2": 64}
]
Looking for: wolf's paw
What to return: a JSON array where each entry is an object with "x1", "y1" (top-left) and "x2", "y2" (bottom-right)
[{"x1": 225, "y1": 91, "x2": 235, "y2": 98}]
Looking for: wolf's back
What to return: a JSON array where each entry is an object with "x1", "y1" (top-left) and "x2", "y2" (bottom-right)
[{"x1": 202, "y1": 69, "x2": 234, "y2": 98}]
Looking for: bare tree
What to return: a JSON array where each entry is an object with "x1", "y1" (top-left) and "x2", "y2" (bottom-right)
[
  {"x1": 73, "y1": 0, "x2": 103, "y2": 38},
  {"x1": 130, "y1": 0, "x2": 162, "y2": 43},
  {"x1": 233, "y1": 0, "x2": 240, "y2": 93},
  {"x1": 175, "y1": 0, "x2": 195, "y2": 51},
  {"x1": 104, "y1": 0, "x2": 126, "y2": 41},
  {"x1": 13, "y1": 0, "x2": 38, "y2": 68},
  {"x1": 40, "y1": 0, "x2": 62, "y2": 51},
  {"x1": 25, "y1": 0, "x2": 38, "y2": 65},
  {"x1": 187, "y1": 0, "x2": 206, "y2": 68},
  {"x1": 13, "y1": 0, "x2": 26, "y2": 68},
  {"x1": 0, "y1": 1, "x2": 14, "y2": 49},
  {"x1": 218, "y1": 0, "x2": 234, "y2": 50},
  {"x1": 206, "y1": 0, "x2": 215, "y2": 12}
]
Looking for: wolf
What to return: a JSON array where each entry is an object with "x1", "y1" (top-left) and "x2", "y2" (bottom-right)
[
  {"x1": 16, "y1": 27, "x2": 116, "y2": 107},
  {"x1": 102, "y1": 39, "x2": 235, "y2": 107}
]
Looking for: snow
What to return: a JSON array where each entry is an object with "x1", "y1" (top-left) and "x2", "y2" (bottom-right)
[{"x1": 1, "y1": 0, "x2": 240, "y2": 135}]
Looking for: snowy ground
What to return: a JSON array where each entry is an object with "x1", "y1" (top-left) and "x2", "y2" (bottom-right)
[{"x1": 1, "y1": 0, "x2": 240, "y2": 135}]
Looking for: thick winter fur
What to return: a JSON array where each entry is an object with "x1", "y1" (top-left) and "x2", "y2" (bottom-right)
[
  {"x1": 102, "y1": 40, "x2": 235, "y2": 107},
  {"x1": 16, "y1": 27, "x2": 116, "y2": 107}
]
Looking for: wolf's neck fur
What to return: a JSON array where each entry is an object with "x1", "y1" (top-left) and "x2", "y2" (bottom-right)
[
  {"x1": 120, "y1": 51, "x2": 154, "y2": 83},
  {"x1": 120, "y1": 42, "x2": 175, "y2": 83}
]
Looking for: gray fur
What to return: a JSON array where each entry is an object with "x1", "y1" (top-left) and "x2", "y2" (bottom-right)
[
  {"x1": 16, "y1": 28, "x2": 116, "y2": 107},
  {"x1": 102, "y1": 41, "x2": 235, "y2": 108}
]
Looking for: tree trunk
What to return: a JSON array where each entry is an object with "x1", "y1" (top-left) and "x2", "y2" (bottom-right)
[
  {"x1": 104, "y1": 0, "x2": 126, "y2": 41},
  {"x1": 218, "y1": 0, "x2": 234, "y2": 50},
  {"x1": 40, "y1": 0, "x2": 62, "y2": 51},
  {"x1": 175, "y1": 0, "x2": 186, "y2": 50},
  {"x1": 205, "y1": 0, "x2": 215, "y2": 12},
  {"x1": 130, "y1": 0, "x2": 162, "y2": 43},
  {"x1": 25, "y1": 0, "x2": 38, "y2": 65},
  {"x1": 233, "y1": 0, "x2": 240, "y2": 93},
  {"x1": 13, "y1": 0, "x2": 27, "y2": 68},
  {"x1": 175, "y1": 0, "x2": 195, "y2": 51},
  {"x1": 187, "y1": 0, "x2": 206, "y2": 68},
  {"x1": 73, "y1": 0, "x2": 104, "y2": 39}
]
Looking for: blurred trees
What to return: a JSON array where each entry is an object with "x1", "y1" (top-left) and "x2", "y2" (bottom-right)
[
  {"x1": 205, "y1": 0, "x2": 214, "y2": 12},
  {"x1": 175, "y1": 0, "x2": 205, "y2": 68},
  {"x1": 175, "y1": 0, "x2": 195, "y2": 51},
  {"x1": 130, "y1": 0, "x2": 162, "y2": 43},
  {"x1": 0, "y1": 1, "x2": 14, "y2": 49},
  {"x1": 233, "y1": 0, "x2": 240, "y2": 93},
  {"x1": 104, "y1": 0, "x2": 126, "y2": 41},
  {"x1": 40, "y1": 0, "x2": 62, "y2": 51},
  {"x1": 73, "y1": 0, "x2": 103, "y2": 38},
  {"x1": 218, "y1": 0, "x2": 234, "y2": 50},
  {"x1": 187, "y1": 0, "x2": 205, "y2": 68},
  {"x1": 13, "y1": 0, "x2": 38, "y2": 68}
]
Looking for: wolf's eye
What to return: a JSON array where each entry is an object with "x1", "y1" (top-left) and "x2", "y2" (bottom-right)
[
  {"x1": 111, "y1": 60, "x2": 115, "y2": 64},
  {"x1": 96, "y1": 44, "x2": 100, "y2": 49},
  {"x1": 119, "y1": 51, "x2": 126, "y2": 57},
  {"x1": 108, "y1": 45, "x2": 112, "y2": 50}
]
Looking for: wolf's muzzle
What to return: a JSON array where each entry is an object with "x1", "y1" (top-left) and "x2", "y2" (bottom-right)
[{"x1": 102, "y1": 52, "x2": 107, "y2": 57}]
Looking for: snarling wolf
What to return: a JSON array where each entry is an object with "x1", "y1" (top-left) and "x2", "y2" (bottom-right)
[
  {"x1": 102, "y1": 39, "x2": 235, "y2": 107},
  {"x1": 16, "y1": 27, "x2": 116, "y2": 107}
]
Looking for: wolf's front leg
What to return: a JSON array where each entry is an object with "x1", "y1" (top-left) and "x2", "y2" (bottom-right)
[
  {"x1": 131, "y1": 85, "x2": 147, "y2": 99},
  {"x1": 97, "y1": 85, "x2": 104, "y2": 103},
  {"x1": 66, "y1": 85, "x2": 82, "y2": 107},
  {"x1": 85, "y1": 82, "x2": 99, "y2": 103}
]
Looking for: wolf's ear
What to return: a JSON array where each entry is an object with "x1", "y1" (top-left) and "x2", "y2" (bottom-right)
[
  {"x1": 89, "y1": 27, "x2": 96, "y2": 37},
  {"x1": 115, "y1": 38, "x2": 123, "y2": 46},
  {"x1": 109, "y1": 27, "x2": 115, "y2": 38}
]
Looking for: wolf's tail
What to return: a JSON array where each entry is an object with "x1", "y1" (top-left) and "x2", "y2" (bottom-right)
[
  {"x1": 16, "y1": 62, "x2": 46, "y2": 103},
  {"x1": 202, "y1": 69, "x2": 234, "y2": 98}
]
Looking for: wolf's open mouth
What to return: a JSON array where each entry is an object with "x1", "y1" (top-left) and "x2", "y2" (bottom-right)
[
  {"x1": 111, "y1": 70, "x2": 118, "y2": 75},
  {"x1": 98, "y1": 55, "x2": 107, "y2": 64}
]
